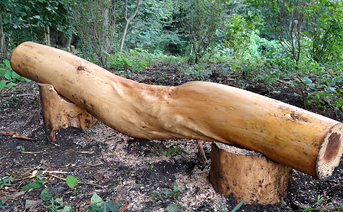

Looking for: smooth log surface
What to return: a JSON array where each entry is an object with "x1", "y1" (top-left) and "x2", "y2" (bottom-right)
[
  {"x1": 10, "y1": 42, "x2": 343, "y2": 179},
  {"x1": 209, "y1": 142, "x2": 291, "y2": 204}
]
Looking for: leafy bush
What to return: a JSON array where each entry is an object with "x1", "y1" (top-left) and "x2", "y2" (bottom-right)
[
  {"x1": 106, "y1": 48, "x2": 185, "y2": 75},
  {"x1": 0, "y1": 59, "x2": 29, "y2": 89},
  {"x1": 305, "y1": 0, "x2": 343, "y2": 64},
  {"x1": 182, "y1": 66, "x2": 212, "y2": 81},
  {"x1": 294, "y1": 69, "x2": 343, "y2": 112},
  {"x1": 106, "y1": 50, "x2": 147, "y2": 72},
  {"x1": 249, "y1": 0, "x2": 343, "y2": 67},
  {"x1": 224, "y1": 12, "x2": 262, "y2": 58},
  {"x1": 175, "y1": 0, "x2": 227, "y2": 63}
]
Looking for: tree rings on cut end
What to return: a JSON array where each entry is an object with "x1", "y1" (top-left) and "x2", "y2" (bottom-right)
[{"x1": 317, "y1": 123, "x2": 343, "y2": 180}]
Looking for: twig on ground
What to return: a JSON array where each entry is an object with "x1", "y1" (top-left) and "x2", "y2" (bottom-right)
[
  {"x1": 22, "y1": 109, "x2": 40, "y2": 129},
  {"x1": 21, "y1": 149, "x2": 49, "y2": 154},
  {"x1": 50, "y1": 174, "x2": 103, "y2": 188}
]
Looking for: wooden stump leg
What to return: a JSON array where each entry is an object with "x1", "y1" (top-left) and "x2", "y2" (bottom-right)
[
  {"x1": 209, "y1": 142, "x2": 292, "y2": 205},
  {"x1": 39, "y1": 84, "x2": 97, "y2": 131}
]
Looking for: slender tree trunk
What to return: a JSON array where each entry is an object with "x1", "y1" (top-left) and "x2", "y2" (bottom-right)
[
  {"x1": 0, "y1": 11, "x2": 7, "y2": 58},
  {"x1": 119, "y1": 0, "x2": 141, "y2": 52},
  {"x1": 120, "y1": 21, "x2": 130, "y2": 52},
  {"x1": 45, "y1": 25, "x2": 51, "y2": 46},
  {"x1": 66, "y1": 36, "x2": 72, "y2": 48}
]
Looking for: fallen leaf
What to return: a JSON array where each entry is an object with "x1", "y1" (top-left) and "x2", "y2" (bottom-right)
[
  {"x1": 0, "y1": 131, "x2": 37, "y2": 141},
  {"x1": 47, "y1": 130, "x2": 55, "y2": 143},
  {"x1": 93, "y1": 173, "x2": 105, "y2": 182},
  {"x1": 0, "y1": 131, "x2": 15, "y2": 136},
  {"x1": 25, "y1": 199, "x2": 42, "y2": 209}
]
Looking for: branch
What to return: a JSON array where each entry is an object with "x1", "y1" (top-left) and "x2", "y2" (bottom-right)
[
  {"x1": 126, "y1": 0, "x2": 141, "y2": 22},
  {"x1": 120, "y1": 0, "x2": 141, "y2": 51}
]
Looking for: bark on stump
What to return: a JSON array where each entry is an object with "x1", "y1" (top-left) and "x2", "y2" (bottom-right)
[
  {"x1": 39, "y1": 83, "x2": 97, "y2": 131},
  {"x1": 209, "y1": 142, "x2": 292, "y2": 205}
]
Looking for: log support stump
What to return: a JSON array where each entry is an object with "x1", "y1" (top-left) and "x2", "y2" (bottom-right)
[
  {"x1": 39, "y1": 84, "x2": 97, "y2": 131},
  {"x1": 209, "y1": 142, "x2": 292, "y2": 205}
]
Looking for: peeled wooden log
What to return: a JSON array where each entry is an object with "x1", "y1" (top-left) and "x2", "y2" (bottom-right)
[
  {"x1": 209, "y1": 142, "x2": 291, "y2": 204},
  {"x1": 10, "y1": 42, "x2": 343, "y2": 179},
  {"x1": 39, "y1": 83, "x2": 97, "y2": 131}
]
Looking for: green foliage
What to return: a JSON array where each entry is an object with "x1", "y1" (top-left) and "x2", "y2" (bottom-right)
[
  {"x1": 150, "y1": 184, "x2": 190, "y2": 211},
  {"x1": 248, "y1": 0, "x2": 343, "y2": 67},
  {"x1": 166, "y1": 203, "x2": 186, "y2": 212},
  {"x1": 20, "y1": 181, "x2": 45, "y2": 191},
  {"x1": 294, "y1": 69, "x2": 343, "y2": 112},
  {"x1": 162, "y1": 147, "x2": 184, "y2": 157},
  {"x1": 181, "y1": 64, "x2": 212, "y2": 81},
  {"x1": 16, "y1": 145, "x2": 25, "y2": 151},
  {"x1": 248, "y1": 0, "x2": 310, "y2": 62},
  {"x1": 41, "y1": 188, "x2": 55, "y2": 202},
  {"x1": 215, "y1": 198, "x2": 246, "y2": 212},
  {"x1": 21, "y1": 171, "x2": 45, "y2": 191},
  {"x1": 301, "y1": 196, "x2": 341, "y2": 212},
  {"x1": 107, "y1": 48, "x2": 185, "y2": 78},
  {"x1": 107, "y1": 49, "x2": 148, "y2": 72},
  {"x1": 121, "y1": 0, "x2": 181, "y2": 53},
  {"x1": 86, "y1": 193, "x2": 120, "y2": 212},
  {"x1": 23, "y1": 0, "x2": 71, "y2": 31},
  {"x1": 0, "y1": 200, "x2": 8, "y2": 211},
  {"x1": 232, "y1": 199, "x2": 246, "y2": 212},
  {"x1": 2, "y1": 0, "x2": 72, "y2": 48},
  {"x1": 43, "y1": 197, "x2": 72, "y2": 212},
  {"x1": 175, "y1": 0, "x2": 227, "y2": 63},
  {"x1": 224, "y1": 12, "x2": 262, "y2": 57},
  {"x1": 0, "y1": 59, "x2": 28, "y2": 89},
  {"x1": 66, "y1": 175, "x2": 78, "y2": 189},
  {"x1": 0, "y1": 176, "x2": 13, "y2": 189},
  {"x1": 70, "y1": 0, "x2": 116, "y2": 66},
  {"x1": 305, "y1": 0, "x2": 343, "y2": 64},
  {"x1": 151, "y1": 184, "x2": 182, "y2": 201}
]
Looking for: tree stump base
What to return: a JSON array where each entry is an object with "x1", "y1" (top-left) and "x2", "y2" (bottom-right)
[
  {"x1": 39, "y1": 84, "x2": 97, "y2": 131},
  {"x1": 209, "y1": 142, "x2": 292, "y2": 205}
]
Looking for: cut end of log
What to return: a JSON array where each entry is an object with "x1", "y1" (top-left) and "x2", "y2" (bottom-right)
[{"x1": 317, "y1": 123, "x2": 343, "y2": 180}]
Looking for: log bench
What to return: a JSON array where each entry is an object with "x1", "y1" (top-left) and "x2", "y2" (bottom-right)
[{"x1": 10, "y1": 42, "x2": 343, "y2": 204}]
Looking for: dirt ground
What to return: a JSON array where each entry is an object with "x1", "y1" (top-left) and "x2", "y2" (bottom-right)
[{"x1": 1, "y1": 64, "x2": 343, "y2": 211}]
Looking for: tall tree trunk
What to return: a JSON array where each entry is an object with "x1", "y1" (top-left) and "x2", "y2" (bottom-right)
[
  {"x1": 119, "y1": 0, "x2": 140, "y2": 52},
  {"x1": 0, "y1": 11, "x2": 7, "y2": 58}
]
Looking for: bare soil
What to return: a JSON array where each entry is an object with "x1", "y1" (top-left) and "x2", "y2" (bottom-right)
[{"x1": 1, "y1": 64, "x2": 343, "y2": 212}]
